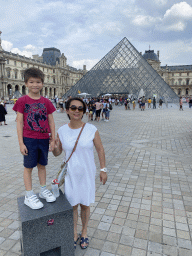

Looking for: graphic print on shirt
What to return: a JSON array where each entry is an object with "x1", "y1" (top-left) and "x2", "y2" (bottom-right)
[{"x1": 24, "y1": 103, "x2": 48, "y2": 133}]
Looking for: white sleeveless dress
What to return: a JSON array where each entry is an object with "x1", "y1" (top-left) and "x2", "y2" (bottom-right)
[{"x1": 58, "y1": 123, "x2": 97, "y2": 206}]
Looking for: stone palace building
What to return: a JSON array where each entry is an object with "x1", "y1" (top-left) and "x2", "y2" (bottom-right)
[
  {"x1": 143, "y1": 50, "x2": 192, "y2": 97},
  {"x1": 0, "y1": 33, "x2": 86, "y2": 100}
]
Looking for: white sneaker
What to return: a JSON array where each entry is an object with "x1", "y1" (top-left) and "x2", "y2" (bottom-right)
[
  {"x1": 39, "y1": 189, "x2": 56, "y2": 203},
  {"x1": 24, "y1": 195, "x2": 44, "y2": 210}
]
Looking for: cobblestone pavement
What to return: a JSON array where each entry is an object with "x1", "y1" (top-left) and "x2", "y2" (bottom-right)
[{"x1": 1, "y1": 103, "x2": 192, "y2": 256}]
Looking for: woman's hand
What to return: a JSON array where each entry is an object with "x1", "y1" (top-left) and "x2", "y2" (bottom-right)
[
  {"x1": 49, "y1": 139, "x2": 55, "y2": 152},
  {"x1": 52, "y1": 134, "x2": 62, "y2": 156},
  {"x1": 100, "y1": 171, "x2": 107, "y2": 185}
]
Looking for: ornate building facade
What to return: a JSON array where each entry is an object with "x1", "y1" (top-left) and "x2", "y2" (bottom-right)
[
  {"x1": 0, "y1": 33, "x2": 86, "y2": 100},
  {"x1": 142, "y1": 50, "x2": 192, "y2": 97}
]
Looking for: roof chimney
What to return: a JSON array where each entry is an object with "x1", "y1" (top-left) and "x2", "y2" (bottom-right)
[{"x1": 157, "y1": 51, "x2": 159, "y2": 60}]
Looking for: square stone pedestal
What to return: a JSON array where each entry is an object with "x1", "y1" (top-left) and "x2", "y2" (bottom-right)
[{"x1": 17, "y1": 192, "x2": 74, "y2": 256}]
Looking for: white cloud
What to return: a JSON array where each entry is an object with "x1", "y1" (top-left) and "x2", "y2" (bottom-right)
[
  {"x1": 90, "y1": 21, "x2": 122, "y2": 36},
  {"x1": 2, "y1": 40, "x2": 13, "y2": 51},
  {"x1": 132, "y1": 15, "x2": 160, "y2": 27},
  {"x1": 165, "y1": 21, "x2": 186, "y2": 31},
  {"x1": 72, "y1": 59, "x2": 99, "y2": 70},
  {"x1": 11, "y1": 48, "x2": 33, "y2": 58},
  {"x1": 154, "y1": 0, "x2": 167, "y2": 5},
  {"x1": 155, "y1": 1, "x2": 192, "y2": 32},
  {"x1": 24, "y1": 44, "x2": 37, "y2": 51},
  {"x1": 2, "y1": 39, "x2": 38, "y2": 58},
  {"x1": 164, "y1": 1, "x2": 192, "y2": 19}
]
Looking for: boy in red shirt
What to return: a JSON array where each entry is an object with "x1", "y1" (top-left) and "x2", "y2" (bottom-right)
[{"x1": 13, "y1": 68, "x2": 56, "y2": 209}]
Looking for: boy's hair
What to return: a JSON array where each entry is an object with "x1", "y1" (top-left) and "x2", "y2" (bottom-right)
[
  {"x1": 24, "y1": 68, "x2": 44, "y2": 83},
  {"x1": 65, "y1": 97, "x2": 86, "y2": 120}
]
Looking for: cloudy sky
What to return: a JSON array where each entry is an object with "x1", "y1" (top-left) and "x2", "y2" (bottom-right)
[{"x1": 1, "y1": 0, "x2": 192, "y2": 70}]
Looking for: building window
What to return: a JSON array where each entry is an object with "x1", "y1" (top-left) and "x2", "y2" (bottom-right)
[
  {"x1": 186, "y1": 79, "x2": 189, "y2": 85},
  {"x1": 53, "y1": 77, "x2": 55, "y2": 84},
  {"x1": 27, "y1": 64, "x2": 29, "y2": 68},
  {"x1": 14, "y1": 61, "x2": 16, "y2": 66},
  {"x1": 7, "y1": 70, "x2": 10, "y2": 78},
  {"x1": 178, "y1": 79, "x2": 182, "y2": 85},
  {"x1": 7, "y1": 59, "x2": 9, "y2": 64},
  {"x1": 15, "y1": 71, "x2": 17, "y2": 79},
  {"x1": 178, "y1": 88, "x2": 181, "y2": 95},
  {"x1": 186, "y1": 88, "x2": 189, "y2": 95},
  {"x1": 187, "y1": 72, "x2": 189, "y2": 76},
  {"x1": 21, "y1": 72, "x2": 24, "y2": 80},
  {"x1": 21, "y1": 62, "x2": 23, "y2": 67},
  {"x1": 172, "y1": 73, "x2": 174, "y2": 77},
  {"x1": 53, "y1": 69, "x2": 55, "y2": 73}
]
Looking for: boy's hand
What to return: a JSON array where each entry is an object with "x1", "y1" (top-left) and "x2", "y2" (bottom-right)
[
  {"x1": 20, "y1": 144, "x2": 28, "y2": 156},
  {"x1": 100, "y1": 171, "x2": 107, "y2": 185},
  {"x1": 49, "y1": 140, "x2": 55, "y2": 152}
]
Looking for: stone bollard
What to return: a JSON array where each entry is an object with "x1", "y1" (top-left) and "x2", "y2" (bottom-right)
[{"x1": 17, "y1": 191, "x2": 74, "y2": 256}]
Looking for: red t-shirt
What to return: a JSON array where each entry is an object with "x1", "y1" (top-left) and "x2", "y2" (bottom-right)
[{"x1": 13, "y1": 95, "x2": 56, "y2": 139}]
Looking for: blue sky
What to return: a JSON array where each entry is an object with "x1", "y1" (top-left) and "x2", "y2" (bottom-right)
[{"x1": 1, "y1": 0, "x2": 192, "y2": 70}]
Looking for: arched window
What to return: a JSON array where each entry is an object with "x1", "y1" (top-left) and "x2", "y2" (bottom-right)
[
  {"x1": 49, "y1": 88, "x2": 52, "y2": 98},
  {"x1": 7, "y1": 70, "x2": 10, "y2": 78},
  {"x1": 22, "y1": 85, "x2": 26, "y2": 95},
  {"x1": 178, "y1": 88, "x2": 181, "y2": 95},
  {"x1": 45, "y1": 87, "x2": 48, "y2": 96},
  {"x1": 15, "y1": 85, "x2": 19, "y2": 91},
  {"x1": 186, "y1": 88, "x2": 189, "y2": 95},
  {"x1": 7, "y1": 84, "x2": 12, "y2": 96}
]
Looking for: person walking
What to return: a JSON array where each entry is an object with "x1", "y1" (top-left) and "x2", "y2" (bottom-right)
[
  {"x1": 95, "y1": 99, "x2": 103, "y2": 122},
  {"x1": 132, "y1": 100, "x2": 136, "y2": 110},
  {"x1": 104, "y1": 99, "x2": 110, "y2": 121},
  {"x1": 159, "y1": 98, "x2": 163, "y2": 108},
  {"x1": 141, "y1": 96, "x2": 145, "y2": 111},
  {"x1": 52, "y1": 97, "x2": 107, "y2": 250},
  {"x1": 0, "y1": 102, "x2": 7, "y2": 125},
  {"x1": 179, "y1": 97, "x2": 183, "y2": 111},
  {"x1": 148, "y1": 98, "x2": 151, "y2": 108},
  {"x1": 153, "y1": 97, "x2": 156, "y2": 109}
]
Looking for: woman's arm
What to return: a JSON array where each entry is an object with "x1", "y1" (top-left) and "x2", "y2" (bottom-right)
[
  {"x1": 52, "y1": 133, "x2": 63, "y2": 156},
  {"x1": 93, "y1": 130, "x2": 107, "y2": 185}
]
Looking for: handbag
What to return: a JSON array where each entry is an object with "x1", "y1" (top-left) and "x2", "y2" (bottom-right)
[{"x1": 55, "y1": 123, "x2": 85, "y2": 187}]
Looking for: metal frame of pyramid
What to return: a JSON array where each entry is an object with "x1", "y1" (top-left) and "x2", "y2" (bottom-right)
[{"x1": 63, "y1": 37, "x2": 179, "y2": 102}]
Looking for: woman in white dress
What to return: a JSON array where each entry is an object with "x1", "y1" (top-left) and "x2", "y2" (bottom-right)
[{"x1": 53, "y1": 97, "x2": 107, "y2": 250}]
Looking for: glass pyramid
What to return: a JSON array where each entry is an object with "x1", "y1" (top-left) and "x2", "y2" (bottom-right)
[{"x1": 64, "y1": 37, "x2": 179, "y2": 102}]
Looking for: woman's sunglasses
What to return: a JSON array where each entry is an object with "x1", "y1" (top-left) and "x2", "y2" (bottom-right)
[{"x1": 69, "y1": 105, "x2": 84, "y2": 112}]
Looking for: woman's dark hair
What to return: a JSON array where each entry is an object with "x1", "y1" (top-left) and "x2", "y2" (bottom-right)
[{"x1": 65, "y1": 97, "x2": 86, "y2": 119}]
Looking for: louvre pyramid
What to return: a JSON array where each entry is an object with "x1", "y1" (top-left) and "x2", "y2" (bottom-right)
[{"x1": 64, "y1": 37, "x2": 178, "y2": 102}]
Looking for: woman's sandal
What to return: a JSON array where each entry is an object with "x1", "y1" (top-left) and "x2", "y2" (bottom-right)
[
  {"x1": 74, "y1": 236, "x2": 79, "y2": 249},
  {"x1": 80, "y1": 237, "x2": 89, "y2": 249}
]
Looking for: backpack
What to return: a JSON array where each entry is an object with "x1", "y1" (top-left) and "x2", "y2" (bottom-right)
[{"x1": 109, "y1": 103, "x2": 113, "y2": 110}]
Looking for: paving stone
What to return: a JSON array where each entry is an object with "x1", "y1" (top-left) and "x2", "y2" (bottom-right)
[
  {"x1": 116, "y1": 244, "x2": 132, "y2": 256},
  {"x1": 102, "y1": 241, "x2": 118, "y2": 254}
]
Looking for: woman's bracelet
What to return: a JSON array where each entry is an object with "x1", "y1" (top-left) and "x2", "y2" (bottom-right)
[{"x1": 100, "y1": 168, "x2": 107, "y2": 173}]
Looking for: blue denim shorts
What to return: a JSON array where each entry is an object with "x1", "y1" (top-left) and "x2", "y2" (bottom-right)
[{"x1": 23, "y1": 137, "x2": 49, "y2": 168}]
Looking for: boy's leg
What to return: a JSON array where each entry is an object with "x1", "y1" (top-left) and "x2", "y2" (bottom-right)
[
  {"x1": 37, "y1": 163, "x2": 46, "y2": 186},
  {"x1": 24, "y1": 167, "x2": 33, "y2": 191},
  {"x1": 38, "y1": 163, "x2": 56, "y2": 202}
]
